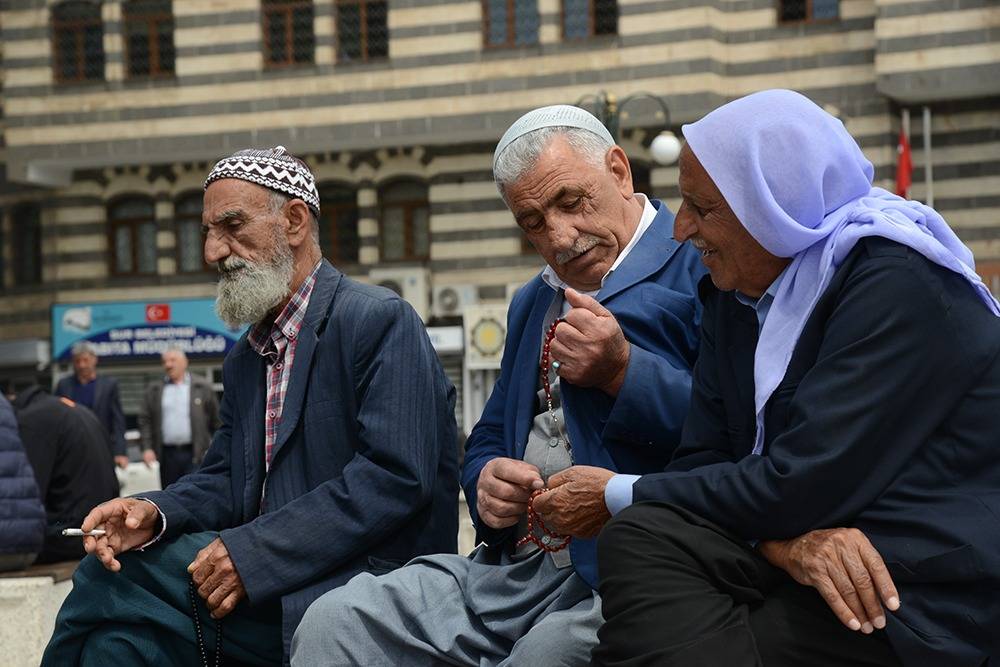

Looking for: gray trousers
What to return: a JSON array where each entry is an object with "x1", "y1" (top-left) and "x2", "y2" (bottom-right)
[{"x1": 291, "y1": 546, "x2": 602, "y2": 667}]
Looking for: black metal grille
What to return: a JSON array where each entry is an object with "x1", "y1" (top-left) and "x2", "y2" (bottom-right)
[
  {"x1": 109, "y1": 196, "x2": 157, "y2": 276},
  {"x1": 124, "y1": 0, "x2": 175, "y2": 78},
  {"x1": 263, "y1": 0, "x2": 315, "y2": 67},
  {"x1": 52, "y1": 1, "x2": 105, "y2": 83},
  {"x1": 562, "y1": 0, "x2": 617, "y2": 40},
  {"x1": 336, "y1": 0, "x2": 388, "y2": 63},
  {"x1": 484, "y1": 0, "x2": 539, "y2": 48},
  {"x1": 175, "y1": 192, "x2": 208, "y2": 273},
  {"x1": 379, "y1": 180, "x2": 429, "y2": 261},
  {"x1": 779, "y1": 0, "x2": 838, "y2": 22},
  {"x1": 318, "y1": 184, "x2": 360, "y2": 265}
]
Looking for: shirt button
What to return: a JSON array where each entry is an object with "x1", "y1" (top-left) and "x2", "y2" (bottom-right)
[
  {"x1": 548, "y1": 438, "x2": 559, "y2": 448},
  {"x1": 268, "y1": 411, "x2": 276, "y2": 418},
  {"x1": 275, "y1": 362, "x2": 283, "y2": 370},
  {"x1": 286, "y1": 329, "x2": 296, "y2": 339}
]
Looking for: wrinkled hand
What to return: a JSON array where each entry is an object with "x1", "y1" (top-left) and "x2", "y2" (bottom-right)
[
  {"x1": 759, "y1": 528, "x2": 900, "y2": 634},
  {"x1": 189, "y1": 538, "x2": 246, "y2": 619},
  {"x1": 114, "y1": 455, "x2": 130, "y2": 469},
  {"x1": 476, "y1": 457, "x2": 544, "y2": 529},
  {"x1": 80, "y1": 498, "x2": 159, "y2": 572},
  {"x1": 550, "y1": 289, "x2": 630, "y2": 396},
  {"x1": 142, "y1": 449, "x2": 157, "y2": 467},
  {"x1": 532, "y1": 466, "x2": 615, "y2": 538}
]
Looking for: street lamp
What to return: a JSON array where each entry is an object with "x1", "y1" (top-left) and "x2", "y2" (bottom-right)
[{"x1": 575, "y1": 91, "x2": 682, "y2": 165}]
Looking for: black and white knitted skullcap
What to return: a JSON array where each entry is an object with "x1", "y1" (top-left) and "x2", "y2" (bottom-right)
[{"x1": 204, "y1": 146, "x2": 320, "y2": 215}]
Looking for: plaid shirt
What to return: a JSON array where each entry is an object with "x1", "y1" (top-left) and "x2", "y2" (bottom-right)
[{"x1": 248, "y1": 261, "x2": 321, "y2": 470}]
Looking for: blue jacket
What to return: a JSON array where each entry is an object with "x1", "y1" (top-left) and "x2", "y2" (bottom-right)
[
  {"x1": 141, "y1": 261, "x2": 459, "y2": 659},
  {"x1": 55, "y1": 374, "x2": 127, "y2": 457},
  {"x1": 637, "y1": 238, "x2": 1000, "y2": 666},
  {"x1": 462, "y1": 201, "x2": 705, "y2": 587},
  {"x1": 0, "y1": 394, "x2": 45, "y2": 557}
]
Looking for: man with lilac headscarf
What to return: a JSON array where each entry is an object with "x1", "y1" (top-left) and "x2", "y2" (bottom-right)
[{"x1": 536, "y1": 90, "x2": 1000, "y2": 666}]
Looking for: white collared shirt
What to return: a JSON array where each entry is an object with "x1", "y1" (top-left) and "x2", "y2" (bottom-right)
[
  {"x1": 161, "y1": 373, "x2": 192, "y2": 445},
  {"x1": 540, "y1": 194, "x2": 658, "y2": 314}
]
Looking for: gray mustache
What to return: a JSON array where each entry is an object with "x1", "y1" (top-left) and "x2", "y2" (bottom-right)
[{"x1": 555, "y1": 236, "x2": 600, "y2": 265}]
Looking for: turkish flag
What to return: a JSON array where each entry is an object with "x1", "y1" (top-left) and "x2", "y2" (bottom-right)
[
  {"x1": 146, "y1": 304, "x2": 170, "y2": 322},
  {"x1": 895, "y1": 129, "x2": 912, "y2": 198}
]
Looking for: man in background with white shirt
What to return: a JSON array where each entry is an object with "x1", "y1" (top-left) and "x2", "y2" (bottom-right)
[{"x1": 138, "y1": 348, "x2": 221, "y2": 488}]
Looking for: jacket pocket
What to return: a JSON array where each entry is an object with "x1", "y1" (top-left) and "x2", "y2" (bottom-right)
[{"x1": 887, "y1": 544, "x2": 982, "y2": 583}]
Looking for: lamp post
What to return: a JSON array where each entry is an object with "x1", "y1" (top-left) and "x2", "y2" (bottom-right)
[{"x1": 575, "y1": 91, "x2": 682, "y2": 165}]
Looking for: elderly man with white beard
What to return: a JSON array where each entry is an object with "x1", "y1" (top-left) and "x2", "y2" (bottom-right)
[{"x1": 42, "y1": 147, "x2": 460, "y2": 667}]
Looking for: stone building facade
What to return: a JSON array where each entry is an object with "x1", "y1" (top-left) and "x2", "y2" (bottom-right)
[{"x1": 0, "y1": 0, "x2": 997, "y2": 427}]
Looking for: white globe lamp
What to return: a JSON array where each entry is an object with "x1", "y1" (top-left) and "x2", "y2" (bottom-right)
[{"x1": 649, "y1": 130, "x2": 682, "y2": 165}]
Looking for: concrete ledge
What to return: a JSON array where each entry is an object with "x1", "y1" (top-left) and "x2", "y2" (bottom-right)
[{"x1": 0, "y1": 561, "x2": 78, "y2": 667}]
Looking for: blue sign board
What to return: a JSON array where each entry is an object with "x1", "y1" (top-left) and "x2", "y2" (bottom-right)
[{"x1": 51, "y1": 298, "x2": 246, "y2": 362}]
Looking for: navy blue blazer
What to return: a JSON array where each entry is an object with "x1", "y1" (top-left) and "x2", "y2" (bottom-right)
[
  {"x1": 462, "y1": 201, "x2": 705, "y2": 588},
  {"x1": 55, "y1": 374, "x2": 126, "y2": 457},
  {"x1": 635, "y1": 238, "x2": 1000, "y2": 666},
  {"x1": 142, "y1": 260, "x2": 459, "y2": 658}
]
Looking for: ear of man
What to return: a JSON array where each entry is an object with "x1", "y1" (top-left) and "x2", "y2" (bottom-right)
[
  {"x1": 284, "y1": 198, "x2": 315, "y2": 248},
  {"x1": 605, "y1": 145, "x2": 634, "y2": 200}
]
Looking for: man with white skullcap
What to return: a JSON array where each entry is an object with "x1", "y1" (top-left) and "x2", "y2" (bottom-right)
[
  {"x1": 291, "y1": 106, "x2": 705, "y2": 664},
  {"x1": 44, "y1": 146, "x2": 460, "y2": 666}
]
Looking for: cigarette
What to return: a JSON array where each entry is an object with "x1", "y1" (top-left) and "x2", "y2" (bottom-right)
[{"x1": 61, "y1": 528, "x2": 106, "y2": 537}]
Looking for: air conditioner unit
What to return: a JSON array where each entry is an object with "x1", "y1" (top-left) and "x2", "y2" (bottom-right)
[
  {"x1": 369, "y1": 267, "x2": 430, "y2": 322},
  {"x1": 432, "y1": 284, "x2": 478, "y2": 319}
]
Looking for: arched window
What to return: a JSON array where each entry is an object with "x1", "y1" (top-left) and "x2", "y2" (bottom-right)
[
  {"x1": 10, "y1": 203, "x2": 43, "y2": 286},
  {"x1": 379, "y1": 180, "x2": 429, "y2": 262},
  {"x1": 562, "y1": 0, "x2": 617, "y2": 39},
  {"x1": 52, "y1": 1, "x2": 105, "y2": 83},
  {"x1": 124, "y1": 0, "x2": 175, "y2": 78},
  {"x1": 483, "y1": 0, "x2": 539, "y2": 48},
  {"x1": 317, "y1": 183, "x2": 360, "y2": 265},
  {"x1": 262, "y1": 0, "x2": 315, "y2": 67},
  {"x1": 175, "y1": 191, "x2": 207, "y2": 273},
  {"x1": 109, "y1": 196, "x2": 157, "y2": 276},
  {"x1": 336, "y1": 0, "x2": 388, "y2": 62}
]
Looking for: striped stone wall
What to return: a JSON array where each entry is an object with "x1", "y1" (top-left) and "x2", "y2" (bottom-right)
[
  {"x1": 0, "y1": 0, "x2": 998, "y2": 342},
  {"x1": 874, "y1": 0, "x2": 1000, "y2": 103}
]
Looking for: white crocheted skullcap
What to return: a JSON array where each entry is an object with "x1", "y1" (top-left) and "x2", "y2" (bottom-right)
[
  {"x1": 493, "y1": 104, "x2": 615, "y2": 169},
  {"x1": 204, "y1": 146, "x2": 320, "y2": 215}
]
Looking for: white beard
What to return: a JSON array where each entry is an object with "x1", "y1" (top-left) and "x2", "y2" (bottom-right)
[{"x1": 215, "y1": 237, "x2": 295, "y2": 328}]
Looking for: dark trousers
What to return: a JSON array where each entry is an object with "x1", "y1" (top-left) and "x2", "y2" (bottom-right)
[
  {"x1": 592, "y1": 502, "x2": 902, "y2": 667},
  {"x1": 160, "y1": 444, "x2": 195, "y2": 489},
  {"x1": 42, "y1": 531, "x2": 282, "y2": 667}
]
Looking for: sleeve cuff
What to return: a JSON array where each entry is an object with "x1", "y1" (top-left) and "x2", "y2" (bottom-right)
[
  {"x1": 133, "y1": 497, "x2": 167, "y2": 550},
  {"x1": 604, "y1": 474, "x2": 640, "y2": 516}
]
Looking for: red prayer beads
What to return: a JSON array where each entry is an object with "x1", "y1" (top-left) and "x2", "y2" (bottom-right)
[
  {"x1": 515, "y1": 489, "x2": 571, "y2": 552},
  {"x1": 540, "y1": 318, "x2": 571, "y2": 464}
]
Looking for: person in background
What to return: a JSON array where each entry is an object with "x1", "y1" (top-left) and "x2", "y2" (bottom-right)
[
  {"x1": 11, "y1": 386, "x2": 118, "y2": 563},
  {"x1": 139, "y1": 347, "x2": 221, "y2": 488},
  {"x1": 55, "y1": 342, "x2": 128, "y2": 469},
  {"x1": 0, "y1": 394, "x2": 45, "y2": 572}
]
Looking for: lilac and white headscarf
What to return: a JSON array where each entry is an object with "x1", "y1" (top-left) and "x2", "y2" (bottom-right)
[{"x1": 682, "y1": 89, "x2": 1000, "y2": 455}]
